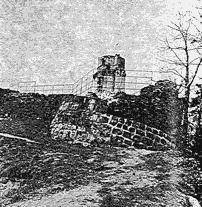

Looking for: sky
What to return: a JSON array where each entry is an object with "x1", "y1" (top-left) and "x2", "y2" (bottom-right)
[{"x1": 0, "y1": 0, "x2": 201, "y2": 92}]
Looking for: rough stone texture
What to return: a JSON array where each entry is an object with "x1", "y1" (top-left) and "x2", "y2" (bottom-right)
[
  {"x1": 0, "y1": 81, "x2": 180, "y2": 150},
  {"x1": 108, "y1": 80, "x2": 183, "y2": 139},
  {"x1": 0, "y1": 89, "x2": 70, "y2": 142},
  {"x1": 51, "y1": 94, "x2": 176, "y2": 151}
]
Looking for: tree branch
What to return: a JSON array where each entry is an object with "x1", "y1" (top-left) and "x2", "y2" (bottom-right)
[
  {"x1": 197, "y1": 48, "x2": 202, "y2": 56},
  {"x1": 157, "y1": 58, "x2": 184, "y2": 66},
  {"x1": 168, "y1": 47, "x2": 187, "y2": 67},
  {"x1": 189, "y1": 57, "x2": 201, "y2": 65},
  {"x1": 165, "y1": 68, "x2": 186, "y2": 81}
]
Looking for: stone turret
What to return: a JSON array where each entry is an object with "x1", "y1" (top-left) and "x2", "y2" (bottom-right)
[{"x1": 93, "y1": 54, "x2": 126, "y2": 96}]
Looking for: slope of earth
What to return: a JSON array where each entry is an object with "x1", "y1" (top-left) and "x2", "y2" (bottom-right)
[{"x1": 0, "y1": 135, "x2": 201, "y2": 207}]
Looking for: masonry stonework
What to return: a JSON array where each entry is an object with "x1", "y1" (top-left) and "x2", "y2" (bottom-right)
[{"x1": 50, "y1": 95, "x2": 176, "y2": 151}]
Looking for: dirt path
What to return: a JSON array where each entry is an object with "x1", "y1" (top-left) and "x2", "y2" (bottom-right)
[{"x1": 4, "y1": 148, "x2": 195, "y2": 207}]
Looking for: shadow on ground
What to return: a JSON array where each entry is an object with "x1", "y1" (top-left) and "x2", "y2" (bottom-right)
[{"x1": 1, "y1": 135, "x2": 201, "y2": 207}]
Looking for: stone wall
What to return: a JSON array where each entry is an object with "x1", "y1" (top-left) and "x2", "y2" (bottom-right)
[
  {"x1": 0, "y1": 89, "x2": 68, "y2": 142},
  {"x1": 51, "y1": 94, "x2": 176, "y2": 150},
  {"x1": 106, "y1": 80, "x2": 183, "y2": 138}
]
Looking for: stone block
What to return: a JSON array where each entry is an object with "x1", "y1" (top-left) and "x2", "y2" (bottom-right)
[
  {"x1": 136, "y1": 142, "x2": 145, "y2": 149},
  {"x1": 87, "y1": 134, "x2": 96, "y2": 143},
  {"x1": 110, "y1": 134, "x2": 116, "y2": 143},
  {"x1": 63, "y1": 129, "x2": 70, "y2": 135},
  {"x1": 100, "y1": 116, "x2": 109, "y2": 123},
  {"x1": 147, "y1": 127, "x2": 153, "y2": 132},
  {"x1": 159, "y1": 130, "x2": 164, "y2": 137},
  {"x1": 116, "y1": 123, "x2": 123, "y2": 128},
  {"x1": 129, "y1": 127, "x2": 136, "y2": 133},
  {"x1": 146, "y1": 132, "x2": 154, "y2": 139},
  {"x1": 115, "y1": 136, "x2": 124, "y2": 144},
  {"x1": 163, "y1": 135, "x2": 170, "y2": 142},
  {"x1": 71, "y1": 125, "x2": 77, "y2": 130},
  {"x1": 77, "y1": 130, "x2": 83, "y2": 136},
  {"x1": 123, "y1": 131, "x2": 131, "y2": 139},
  {"x1": 112, "y1": 116, "x2": 119, "y2": 122},
  {"x1": 91, "y1": 127, "x2": 99, "y2": 134},
  {"x1": 132, "y1": 139, "x2": 139, "y2": 145},
  {"x1": 136, "y1": 129, "x2": 145, "y2": 136},
  {"x1": 119, "y1": 117, "x2": 125, "y2": 124},
  {"x1": 63, "y1": 123, "x2": 70, "y2": 129},
  {"x1": 109, "y1": 119, "x2": 117, "y2": 126},
  {"x1": 124, "y1": 139, "x2": 133, "y2": 146},
  {"x1": 100, "y1": 131, "x2": 105, "y2": 137},
  {"x1": 128, "y1": 145, "x2": 135, "y2": 150},
  {"x1": 70, "y1": 103, "x2": 79, "y2": 110},
  {"x1": 67, "y1": 124, "x2": 73, "y2": 129},
  {"x1": 154, "y1": 135, "x2": 161, "y2": 143},
  {"x1": 124, "y1": 118, "x2": 128, "y2": 124},
  {"x1": 59, "y1": 102, "x2": 70, "y2": 111},
  {"x1": 70, "y1": 130, "x2": 77, "y2": 138},
  {"x1": 133, "y1": 122, "x2": 140, "y2": 128},
  {"x1": 57, "y1": 123, "x2": 63, "y2": 130},
  {"x1": 140, "y1": 136, "x2": 153, "y2": 146},
  {"x1": 170, "y1": 143, "x2": 176, "y2": 149},
  {"x1": 60, "y1": 134, "x2": 67, "y2": 139},
  {"x1": 112, "y1": 128, "x2": 123, "y2": 135},
  {"x1": 77, "y1": 126, "x2": 85, "y2": 132},
  {"x1": 160, "y1": 138, "x2": 168, "y2": 145},
  {"x1": 145, "y1": 146, "x2": 154, "y2": 150},
  {"x1": 62, "y1": 115, "x2": 69, "y2": 122},
  {"x1": 90, "y1": 114, "x2": 98, "y2": 121},
  {"x1": 125, "y1": 119, "x2": 132, "y2": 126},
  {"x1": 122, "y1": 125, "x2": 128, "y2": 130},
  {"x1": 103, "y1": 124, "x2": 112, "y2": 131},
  {"x1": 139, "y1": 123, "x2": 146, "y2": 130},
  {"x1": 152, "y1": 142, "x2": 165, "y2": 150},
  {"x1": 119, "y1": 143, "x2": 129, "y2": 148},
  {"x1": 103, "y1": 136, "x2": 111, "y2": 144},
  {"x1": 162, "y1": 133, "x2": 168, "y2": 139},
  {"x1": 170, "y1": 136, "x2": 176, "y2": 144},
  {"x1": 153, "y1": 128, "x2": 159, "y2": 135},
  {"x1": 146, "y1": 138, "x2": 154, "y2": 146},
  {"x1": 132, "y1": 134, "x2": 141, "y2": 141}
]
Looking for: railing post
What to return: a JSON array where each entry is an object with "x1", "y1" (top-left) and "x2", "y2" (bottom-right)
[
  {"x1": 17, "y1": 83, "x2": 19, "y2": 91},
  {"x1": 86, "y1": 77, "x2": 88, "y2": 91},
  {"x1": 71, "y1": 84, "x2": 73, "y2": 94},
  {"x1": 61, "y1": 85, "x2": 64, "y2": 94},
  {"x1": 80, "y1": 78, "x2": 83, "y2": 95},
  {"x1": 52, "y1": 85, "x2": 54, "y2": 95}
]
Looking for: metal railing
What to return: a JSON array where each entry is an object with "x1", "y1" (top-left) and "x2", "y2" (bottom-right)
[
  {"x1": 20, "y1": 84, "x2": 74, "y2": 95},
  {"x1": 72, "y1": 68, "x2": 96, "y2": 95},
  {"x1": 0, "y1": 69, "x2": 175, "y2": 96}
]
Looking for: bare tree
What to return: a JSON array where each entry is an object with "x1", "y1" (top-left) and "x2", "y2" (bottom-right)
[{"x1": 158, "y1": 12, "x2": 202, "y2": 146}]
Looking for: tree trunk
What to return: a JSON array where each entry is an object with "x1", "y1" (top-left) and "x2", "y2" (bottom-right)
[
  {"x1": 197, "y1": 87, "x2": 202, "y2": 132},
  {"x1": 183, "y1": 85, "x2": 190, "y2": 146}
]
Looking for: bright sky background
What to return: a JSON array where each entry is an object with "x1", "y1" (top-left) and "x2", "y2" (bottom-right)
[{"x1": 0, "y1": 0, "x2": 201, "y2": 91}]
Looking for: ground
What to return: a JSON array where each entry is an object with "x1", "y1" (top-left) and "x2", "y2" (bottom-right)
[{"x1": 0, "y1": 133, "x2": 199, "y2": 207}]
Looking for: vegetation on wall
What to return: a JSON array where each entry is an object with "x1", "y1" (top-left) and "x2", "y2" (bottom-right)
[
  {"x1": 107, "y1": 80, "x2": 183, "y2": 138},
  {"x1": 0, "y1": 81, "x2": 183, "y2": 147},
  {"x1": 0, "y1": 90, "x2": 69, "y2": 141}
]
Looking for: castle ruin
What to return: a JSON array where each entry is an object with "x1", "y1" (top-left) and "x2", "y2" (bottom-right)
[{"x1": 93, "y1": 54, "x2": 126, "y2": 96}]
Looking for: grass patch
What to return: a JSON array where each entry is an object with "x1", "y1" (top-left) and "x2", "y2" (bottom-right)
[{"x1": 0, "y1": 135, "x2": 122, "y2": 205}]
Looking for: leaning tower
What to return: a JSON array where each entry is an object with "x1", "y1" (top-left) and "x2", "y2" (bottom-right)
[{"x1": 93, "y1": 54, "x2": 126, "y2": 96}]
